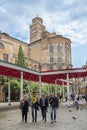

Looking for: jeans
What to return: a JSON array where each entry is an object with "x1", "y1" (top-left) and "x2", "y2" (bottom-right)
[
  {"x1": 31, "y1": 105, "x2": 37, "y2": 122},
  {"x1": 41, "y1": 106, "x2": 47, "y2": 121},
  {"x1": 75, "y1": 100, "x2": 79, "y2": 110},
  {"x1": 50, "y1": 106, "x2": 57, "y2": 121}
]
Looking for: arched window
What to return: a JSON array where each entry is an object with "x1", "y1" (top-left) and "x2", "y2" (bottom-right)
[
  {"x1": 65, "y1": 43, "x2": 69, "y2": 53},
  {"x1": 49, "y1": 43, "x2": 53, "y2": 53},
  {"x1": 0, "y1": 42, "x2": 4, "y2": 48},
  {"x1": 50, "y1": 55, "x2": 53, "y2": 63},
  {"x1": 3, "y1": 53, "x2": 8, "y2": 62},
  {"x1": 57, "y1": 42, "x2": 61, "y2": 52},
  {"x1": 64, "y1": 43, "x2": 68, "y2": 64}
]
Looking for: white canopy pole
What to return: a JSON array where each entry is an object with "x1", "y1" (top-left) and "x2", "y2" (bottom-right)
[
  {"x1": 60, "y1": 86, "x2": 62, "y2": 96},
  {"x1": 28, "y1": 81, "x2": 31, "y2": 96},
  {"x1": 20, "y1": 71, "x2": 23, "y2": 101},
  {"x1": 67, "y1": 73, "x2": 70, "y2": 107},
  {"x1": 8, "y1": 77, "x2": 11, "y2": 105},
  {"x1": 48, "y1": 84, "x2": 50, "y2": 96},
  {"x1": 83, "y1": 77, "x2": 86, "y2": 94},
  {"x1": 55, "y1": 79, "x2": 57, "y2": 97},
  {"x1": 62, "y1": 81, "x2": 65, "y2": 102},
  {"x1": 39, "y1": 75, "x2": 42, "y2": 98}
]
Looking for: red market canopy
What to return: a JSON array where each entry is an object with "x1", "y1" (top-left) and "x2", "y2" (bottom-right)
[
  {"x1": 41, "y1": 68, "x2": 87, "y2": 84},
  {"x1": 0, "y1": 60, "x2": 40, "y2": 82},
  {"x1": 0, "y1": 60, "x2": 87, "y2": 85}
]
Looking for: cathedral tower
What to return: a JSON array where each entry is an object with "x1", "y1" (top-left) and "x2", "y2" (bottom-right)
[{"x1": 30, "y1": 16, "x2": 45, "y2": 43}]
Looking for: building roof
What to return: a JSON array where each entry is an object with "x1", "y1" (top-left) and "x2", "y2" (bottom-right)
[{"x1": 0, "y1": 32, "x2": 28, "y2": 45}]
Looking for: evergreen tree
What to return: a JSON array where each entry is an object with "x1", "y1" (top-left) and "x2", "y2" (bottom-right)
[{"x1": 17, "y1": 45, "x2": 26, "y2": 67}]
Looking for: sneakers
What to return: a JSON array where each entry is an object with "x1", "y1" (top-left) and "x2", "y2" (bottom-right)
[
  {"x1": 35, "y1": 119, "x2": 37, "y2": 122},
  {"x1": 45, "y1": 119, "x2": 46, "y2": 123},
  {"x1": 50, "y1": 120, "x2": 56, "y2": 123},
  {"x1": 32, "y1": 120, "x2": 37, "y2": 122},
  {"x1": 50, "y1": 121, "x2": 53, "y2": 124},
  {"x1": 32, "y1": 119, "x2": 34, "y2": 122}
]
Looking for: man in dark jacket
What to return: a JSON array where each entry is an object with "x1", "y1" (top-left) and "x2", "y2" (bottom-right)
[
  {"x1": 20, "y1": 94, "x2": 29, "y2": 123},
  {"x1": 49, "y1": 93, "x2": 59, "y2": 123},
  {"x1": 39, "y1": 93, "x2": 48, "y2": 122}
]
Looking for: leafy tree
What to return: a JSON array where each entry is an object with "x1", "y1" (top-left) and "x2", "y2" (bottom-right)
[
  {"x1": 41, "y1": 84, "x2": 48, "y2": 94},
  {"x1": 23, "y1": 80, "x2": 29, "y2": 93},
  {"x1": 0, "y1": 76, "x2": 8, "y2": 85},
  {"x1": 10, "y1": 79, "x2": 20, "y2": 91},
  {"x1": 29, "y1": 81, "x2": 39, "y2": 92},
  {"x1": 3, "y1": 78, "x2": 20, "y2": 101},
  {"x1": 17, "y1": 45, "x2": 26, "y2": 67},
  {"x1": 50, "y1": 84, "x2": 55, "y2": 93}
]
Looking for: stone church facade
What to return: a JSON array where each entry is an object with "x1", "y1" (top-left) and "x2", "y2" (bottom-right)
[{"x1": 0, "y1": 16, "x2": 72, "y2": 71}]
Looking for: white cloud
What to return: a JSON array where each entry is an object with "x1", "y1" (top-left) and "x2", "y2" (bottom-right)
[
  {"x1": 63, "y1": 0, "x2": 75, "y2": 5},
  {"x1": 0, "y1": 6, "x2": 6, "y2": 13}
]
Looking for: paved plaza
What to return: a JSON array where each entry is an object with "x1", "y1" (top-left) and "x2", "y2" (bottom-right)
[{"x1": 0, "y1": 102, "x2": 87, "y2": 130}]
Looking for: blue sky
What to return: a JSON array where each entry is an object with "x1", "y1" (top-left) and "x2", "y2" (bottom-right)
[{"x1": 0, "y1": 0, "x2": 87, "y2": 68}]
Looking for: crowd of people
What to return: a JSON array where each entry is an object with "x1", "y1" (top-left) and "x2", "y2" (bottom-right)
[
  {"x1": 70, "y1": 93, "x2": 87, "y2": 109},
  {"x1": 19, "y1": 91, "x2": 87, "y2": 123},
  {"x1": 20, "y1": 92, "x2": 59, "y2": 124}
]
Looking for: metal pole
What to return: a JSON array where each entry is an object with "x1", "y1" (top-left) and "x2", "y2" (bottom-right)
[
  {"x1": 75, "y1": 78, "x2": 77, "y2": 94},
  {"x1": 62, "y1": 81, "x2": 65, "y2": 102},
  {"x1": 67, "y1": 73, "x2": 70, "y2": 107},
  {"x1": 60, "y1": 86, "x2": 62, "y2": 96},
  {"x1": 55, "y1": 80, "x2": 57, "y2": 97},
  {"x1": 8, "y1": 78, "x2": 11, "y2": 105},
  {"x1": 28, "y1": 81, "x2": 31, "y2": 97},
  {"x1": 20, "y1": 71, "x2": 23, "y2": 101},
  {"x1": 83, "y1": 77, "x2": 86, "y2": 94},
  {"x1": 48, "y1": 84, "x2": 50, "y2": 96},
  {"x1": 28, "y1": 81, "x2": 30, "y2": 94},
  {"x1": 39, "y1": 75, "x2": 42, "y2": 98}
]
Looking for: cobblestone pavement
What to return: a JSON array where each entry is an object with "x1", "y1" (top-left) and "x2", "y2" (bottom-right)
[
  {"x1": 0, "y1": 102, "x2": 87, "y2": 130},
  {"x1": 0, "y1": 102, "x2": 19, "y2": 111}
]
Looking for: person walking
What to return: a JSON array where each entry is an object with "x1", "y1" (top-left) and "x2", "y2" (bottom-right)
[
  {"x1": 49, "y1": 93, "x2": 59, "y2": 123},
  {"x1": 84, "y1": 94, "x2": 87, "y2": 108},
  {"x1": 39, "y1": 93, "x2": 48, "y2": 122},
  {"x1": 71, "y1": 93, "x2": 75, "y2": 105},
  {"x1": 20, "y1": 94, "x2": 29, "y2": 123},
  {"x1": 30, "y1": 92, "x2": 39, "y2": 122},
  {"x1": 74, "y1": 94, "x2": 79, "y2": 110}
]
